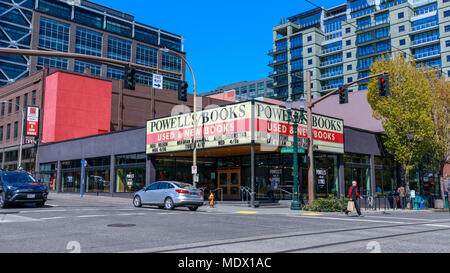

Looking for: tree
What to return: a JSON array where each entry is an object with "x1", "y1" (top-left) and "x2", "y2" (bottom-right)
[
  {"x1": 367, "y1": 53, "x2": 434, "y2": 197},
  {"x1": 422, "y1": 67, "x2": 450, "y2": 204}
]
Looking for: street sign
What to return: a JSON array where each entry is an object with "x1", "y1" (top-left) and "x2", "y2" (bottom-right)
[
  {"x1": 152, "y1": 74, "x2": 163, "y2": 89},
  {"x1": 193, "y1": 174, "x2": 199, "y2": 183},
  {"x1": 281, "y1": 148, "x2": 306, "y2": 154},
  {"x1": 191, "y1": 165, "x2": 197, "y2": 174}
]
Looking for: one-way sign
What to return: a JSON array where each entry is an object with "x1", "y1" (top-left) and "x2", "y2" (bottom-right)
[{"x1": 152, "y1": 74, "x2": 163, "y2": 89}]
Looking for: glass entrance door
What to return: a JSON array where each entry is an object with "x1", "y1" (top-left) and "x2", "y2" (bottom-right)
[{"x1": 217, "y1": 169, "x2": 241, "y2": 200}]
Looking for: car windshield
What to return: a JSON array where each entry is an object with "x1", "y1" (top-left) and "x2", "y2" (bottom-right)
[
  {"x1": 2, "y1": 172, "x2": 37, "y2": 184},
  {"x1": 173, "y1": 182, "x2": 196, "y2": 189}
]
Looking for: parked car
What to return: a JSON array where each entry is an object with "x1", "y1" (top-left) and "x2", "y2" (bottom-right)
[
  {"x1": 133, "y1": 181, "x2": 204, "y2": 211},
  {"x1": 0, "y1": 170, "x2": 48, "y2": 208}
]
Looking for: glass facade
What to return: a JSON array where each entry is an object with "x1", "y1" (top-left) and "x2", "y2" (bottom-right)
[
  {"x1": 136, "y1": 44, "x2": 158, "y2": 68},
  {"x1": 74, "y1": 60, "x2": 101, "y2": 76},
  {"x1": 162, "y1": 52, "x2": 181, "y2": 73},
  {"x1": 107, "y1": 36, "x2": 132, "y2": 62},
  {"x1": 75, "y1": 27, "x2": 103, "y2": 57}
]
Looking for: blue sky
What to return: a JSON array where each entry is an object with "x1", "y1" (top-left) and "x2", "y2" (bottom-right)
[{"x1": 94, "y1": 0, "x2": 342, "y2": 93}]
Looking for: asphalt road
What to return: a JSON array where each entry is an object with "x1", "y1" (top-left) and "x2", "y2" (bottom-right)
[{"x1": 0, "y1": 194, "x2": 449, "y2": 253}]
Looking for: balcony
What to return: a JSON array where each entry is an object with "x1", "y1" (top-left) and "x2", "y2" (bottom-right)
[
  {"x1": 410, "y1": 35, "x2": 439, "y2": 48},
  {"x1": 320, "y1": 71, "x2": 343, "y2": 80},
  {"x1": 356, "y1": 20, "x2": 389, "y2": 33},
  {"x1": 320, "y1": 46, "x2": 343, "y2": 56},
  {"x1": 414, "y1": 50, "x2": 440, "y2": 60},
  {"x1": 268, "y1": 47, "x2": 288, "y2": 56},
  {"x1": 320, "y1": 58, "x2": 343, "y2": 68},
  {"x1": 321, "y1": 84, "x2": 342, "y2": 92},
  {"x1": 410, "y1": 21, "x2": 438, "y2": 34}
]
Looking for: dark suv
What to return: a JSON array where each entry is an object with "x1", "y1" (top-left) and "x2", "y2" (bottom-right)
[{"x1": 0, "y1": 171, "x2": 48, "y2": 208}]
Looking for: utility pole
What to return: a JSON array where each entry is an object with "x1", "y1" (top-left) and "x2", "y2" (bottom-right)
[{"x1": 306, "y1": 70, "x2": 315, "y2": 205}]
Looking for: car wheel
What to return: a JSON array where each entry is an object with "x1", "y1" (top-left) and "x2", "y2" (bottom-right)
[
  {"x1": 133, "y1": 196, "x2": 142, "y2": 207},
  {"x1": 36, "y1": 202, "x2": 45, "y2": 208},
  {"x1": 164, "y1": 197, "x2": 174, "y2": 210},
  {"x1": 0, "y1": 192, "x2": 8, "y2": 209},
  {"x1": 188, "y1": 206, "x2": 198, "y2": 211}
]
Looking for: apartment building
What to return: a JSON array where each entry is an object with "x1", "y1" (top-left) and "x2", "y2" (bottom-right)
[
  {"x1": 269, "y1": 0, "x2": 450, "y2": 100},
  {"x1": 201, "y1": 78, "x2": 275, "y2": 101}
]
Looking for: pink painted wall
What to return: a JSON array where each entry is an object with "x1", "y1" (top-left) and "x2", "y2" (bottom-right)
[{"x1": 42, "y1": 72, "x2": 112, "y2": 143}]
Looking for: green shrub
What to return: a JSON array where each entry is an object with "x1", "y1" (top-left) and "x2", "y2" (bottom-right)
[{"x1": 303, "y1": 197, "x2": 349, "y2": 212}]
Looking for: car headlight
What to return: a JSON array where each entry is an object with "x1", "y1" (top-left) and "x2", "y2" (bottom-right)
[{"x1": 6, "y1": 185, "x2": 18, "y2": 191}]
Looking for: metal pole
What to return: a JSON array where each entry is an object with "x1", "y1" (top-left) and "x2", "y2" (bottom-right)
[
  {"x1": 306, "y1": 70, "x2": 315, "y2": 205},
  {"x1": 291, "y1": 110, "x2": 301, "y2": 210},
  {"x1": 18, "y1": 108, "x2": 24, "y2": 170}
]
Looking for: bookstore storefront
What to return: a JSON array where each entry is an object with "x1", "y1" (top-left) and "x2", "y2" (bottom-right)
[{"x1": 36, "y1": 101, "x2": 399, "y2": 200}]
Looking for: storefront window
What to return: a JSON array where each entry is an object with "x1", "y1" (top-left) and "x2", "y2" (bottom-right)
[
  {"x1": 374, "y1": 156, "x2": 397, "y2": 196},
  {"x1": 115, "y1": 153, "x2": 146, "y2": 192},
  {"x1": 61, "y1": 159, "x2": 81, "y2": 193},
  {"x1": 314, "y1": 153, "x2": 339, "y2": 198},
  {"x1": 40, "y1": 162, "x2": 57, "y2": 191},
  {"x1": 85, "y1": 156, "x2": 110, "y2": 193},
  {"x1": 344, "y1": 153, "x2": 371, "y2": 196}
]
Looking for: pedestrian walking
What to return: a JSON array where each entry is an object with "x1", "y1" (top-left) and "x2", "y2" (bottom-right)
[
  {"x1": 345, "y1": 181, "x2": 363, "y2": 217},
  {"x1": 398, "y1": 185, "x2": 406, "y2": 209},
  {"x1": 208, "y1": 192, "x2": 215, "y2": 208},
  {"x1": 267, "y1": 177, "x2": 276, "y2": 203}
]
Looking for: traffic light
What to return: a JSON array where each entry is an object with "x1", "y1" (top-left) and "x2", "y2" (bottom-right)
[
  {"x1": 124, "y1": 66, "x2": 136, "y2": 90},
  {"x1": 178, "y1": 81, "x2": 188, "y2": 102},
  {"x1": 338, "y1": 85, "x2": 348, "y2": 104},
  {"x1": 378, "y1": 75, "x2": 390, "y2": 96}
]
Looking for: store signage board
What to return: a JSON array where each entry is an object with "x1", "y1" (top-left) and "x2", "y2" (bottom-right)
[
  {"x1": 146, "y1": 101, "x2": 344, "y2": 155},
  {"x1": 26, "y1": 106, "x2": 39, "y2": 137},
  {"x1": 254, "y1": 102, "x2": 344, "y2": 154},
  {"x1": 146, "y1": 102, "x2": 252, "y2": 154}
]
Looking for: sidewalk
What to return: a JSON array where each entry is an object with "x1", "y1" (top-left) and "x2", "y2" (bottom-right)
[{"x1": 47, "y1": 192, "x2": 438, "y2": 216}]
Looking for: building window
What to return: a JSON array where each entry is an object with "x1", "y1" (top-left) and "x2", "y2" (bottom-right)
[
  {"x1": 13, "y1": 121, "x2": 18, "y2": 139},
  {"x1": 162, "y1": 52, "x2": 181, "y2": 73},
  {"x1": 446, "y1": 25, "x2": 450, "y2": 32},
  {"x1": 15, "y1": 97, "x2": 19, "y2": 112},
  {"x1": 39, "y1": 17, "x2": 70, "y2": 52},
  {"x1": 398, "y1": 12, "x2": 404, "y2": 19},
  {"x1": 0, "y1": 126, "x2": 3, "y2": 142},
  {"x1": 399, "y1": 25, "x2": 405, "y2": 32},
  {"x1": 136, "y1": 44, "x2": 158, "y2": 68},
  {"x1": 1, "y1": 102, "x2": 4, "y2": 117},
  {"x1": 447, "y1": 40, "x2": 450, "y2": 47},
  {"x1": 75, "y1": 27, "x2": 103, "y2": 57},
  {"x1": 347, "y1": 64, "x2": 352, "y2": 70},
  {"x1": 346, "y1": 40, "x2": 351, "y2": 46},
  {"x1": 346, "y1": 27, "x2": 351, "y2": 33},
  {"x1": 348, "y1": 77, "x2": 352, "y2": 83},
  {"x1": 107, "y1": 36, "x2": 131, "y2": 62},
  {"x1": 6, "y1": 124, "x2": 10, "y2": 140},
  {"x1": 347, "y1": 52, "x2": 352, "y2": 58},
  {"x1": 447, "y1": 55, "x2": 450, "y2": 62},
  {"x1": 106, "y1": 18, "x2": 132, "y2": 37},
  {"x1": 74, "y1": 60, "x2": 101, "y2": 76},
  {"x1": 31, "y1": 90, "x2": 36, "y2": 105},
  {"x1": 8, "y1": 99, "x2": 12, "y2": 114},
  {"x1": 308, "y1": 59, "x2": 312, "y2": 65},
  {"x1": 160, "y1": 35, "x2": 182, "y2": 52},
  {"x1": 445, "y1": 10, "x2": 450, "y2": 17},
  {"x1": 37, "y1": 0, "x2": 71, "y2": 20},
  {"x1": 307, "y1": 36, "x2": 312, "y2": 42},
  {"x1": 134, "y1": 27, "x2": 158, "y2": 46},
  {"x1": 73, "y1": 8, "x2": 103, "y2": 29},
  {"x1": 399, "y1": 39, "x2": 406, "y2": 46},
  {"x1": 23, "y1": 93, "x2": 28, "y2": 108},
  {"x1": 290, "y1": 35, "x2": 302, "y2": 48},
  {"x1": 308, "y1": 47, "x2": 312, "y2": 53},
  {"x1": 107, "y1": 66, "x2": 125, "y2": 80}
]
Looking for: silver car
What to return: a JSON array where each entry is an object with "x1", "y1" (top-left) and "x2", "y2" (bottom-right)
[{"x1": 133, "y1": 181, "x2": 204, "y2": 211}]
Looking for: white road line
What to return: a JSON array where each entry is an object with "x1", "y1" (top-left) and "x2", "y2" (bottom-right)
[
  {"x1": 116, "y1": 213, "x2": 146, "y2": 216},
  {"x1": 19, "y1": 209, "x2": 68, "y2": 213},
  {"x1": 424, "y1": 224, "x2": 450, "y2": 228},
  {"x1": 364, "y1": 215, "x2": 438, "y2": 222},
  {"x1": 292, "y1": 215, "x2": 408, "y2": 224},
  {"x1": 40, "y1": 216, "x2": 66, "y2": 220},
  {"x1": 77, "y1": 215, "x2": 108, "y2": 218}
]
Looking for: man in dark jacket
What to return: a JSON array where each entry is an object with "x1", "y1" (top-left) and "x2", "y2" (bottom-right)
[{"x1": 346, "y1": 180, "x2": 364, "y2": 217}]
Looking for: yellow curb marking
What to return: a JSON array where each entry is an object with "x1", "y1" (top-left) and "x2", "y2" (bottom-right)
[
  {"x1": 235, "y1": 211, "x2": 258, "y2": 214},
  {"x1": 303, "y1": 213, "x2": 323, "y2": 216},
  {"x1": 45, "y1": 204, "x2": 58, "y2": 207}
]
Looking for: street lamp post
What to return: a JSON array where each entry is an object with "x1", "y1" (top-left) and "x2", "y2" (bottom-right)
[
  {"x1": 3, "y1": 101, "x2": 25, "y2": 170},
  {"x1": 286, "y1": 98, "x2": 302, "y2": 210},
  {"x1": 160, "y1": 48, "x2": 198, "y2": 188}
]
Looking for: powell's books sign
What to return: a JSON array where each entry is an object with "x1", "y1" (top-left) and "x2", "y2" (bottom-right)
[{"x1": 146, "y1": 101, "x2": 344, "y2": 155}]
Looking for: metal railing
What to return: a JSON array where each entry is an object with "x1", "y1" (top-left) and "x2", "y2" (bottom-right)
[
  {"x1": 209, "y1": 188, "x2": 223, "y2": 202},
  {"x1": 240, "y1": 186, "x2": 252, "y2": 202}
]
